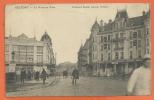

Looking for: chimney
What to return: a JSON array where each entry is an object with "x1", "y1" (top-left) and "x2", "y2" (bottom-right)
[
  {"x1": 109, "y1": 19, "x2": 112, "y2": 23},
  {"x1": 142, "y1": 11, "x2": 146, "y2": 16}
]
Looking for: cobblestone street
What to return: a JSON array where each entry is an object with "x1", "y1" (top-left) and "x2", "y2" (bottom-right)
[{"x1": 7, "y1": 76, "x2": 128, "y2": 96}]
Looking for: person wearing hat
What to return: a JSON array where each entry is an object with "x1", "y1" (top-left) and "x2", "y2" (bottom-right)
[{"x1": 127, "y1": 54, "x2": 151, "y2": 95}]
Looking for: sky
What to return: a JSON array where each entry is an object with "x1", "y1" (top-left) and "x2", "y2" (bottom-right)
[{"x1": 5, "y1": 3, "x2": 149, "y2": 64}]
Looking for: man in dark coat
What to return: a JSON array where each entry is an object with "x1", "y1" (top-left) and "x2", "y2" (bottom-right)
[
  {"x1": 72, "y1": 68, "x2": 79, "y2": 85},
  {"x1": 27, "y1": 70, "x2": 32, "y2": 80},
  {"x1": 35, "y1": 71, "x2": 40, "y2": 81},
  {"x1": 41, "y1": 69, "x2": 47, "y2": 85},
  {"x1": 20, "y1": 68, "x2": 26, "y2": 85}
]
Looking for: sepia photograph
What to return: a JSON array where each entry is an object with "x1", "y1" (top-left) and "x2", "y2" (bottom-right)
[{"x1": 5, "y1": 3, "x2": 151, "y2": 96}]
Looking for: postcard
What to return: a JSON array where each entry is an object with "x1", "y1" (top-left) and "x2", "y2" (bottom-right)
[{"x1": 4, "y1": 3, "x2": 151, "y2": 96}]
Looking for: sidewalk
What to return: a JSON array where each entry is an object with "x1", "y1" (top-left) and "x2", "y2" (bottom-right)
[{"x1": 6, "y1": 76, "x2": 56, "y2": 92}]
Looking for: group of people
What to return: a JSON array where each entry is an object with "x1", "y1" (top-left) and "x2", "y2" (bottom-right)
[
  {"x1": 63, "y1": 70, "x2": 68, "y2": 78},
  {"x1": 19, "y1": 53, "x2": 151, "y2": 95},
  {"x1": 69, "y1": 54, "x2": 151, "y2": 95},
  {"x1": 20, "y1": 68, "x2": 48, "y2": 85},
  {"x1": 62, "y1": 68, "x2": 79, "y2": 85}
]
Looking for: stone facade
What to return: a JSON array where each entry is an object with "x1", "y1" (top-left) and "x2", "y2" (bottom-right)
[
  {"x1": 78, "y1": 39, "x2": 90, "y2": 76},
  {"x1": 78, "y1": 9, "x2": 150, "y2": 76},
  {"x1": 5, "y1": 32, "x2": 56, "y2": 75}
]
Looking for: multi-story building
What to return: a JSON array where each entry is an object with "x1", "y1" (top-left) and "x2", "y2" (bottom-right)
[
  {"x1": 77, "y1": 39, "x2": 90, "y2": 76},
  {"x1": 5, "y1": 31, "x2": 56, "y2": 76},
  {"x1": 78, "y1": 9, "x2": 150, "y2": 76},
  {"x1": 89, "y1": 20, "x2": 100, "y2": 76}
]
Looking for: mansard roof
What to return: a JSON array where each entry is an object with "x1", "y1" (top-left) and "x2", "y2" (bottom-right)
[
  {"x1": 126, "y1": 16, "x2": 144, "y2": 27},
  {"x1": 91, "y1": 20, "x2": 100, "y2": 31},
  {"x1": 98, "y1": 11, "x2": 149, "y2": 33},
  {"x1": 83, "y1": 39, "x2": 90, "y2": 50},
  {"x1": 6, "y1": 33, "x2": 37, "y2": 42},
  {"x1": 17, "y1": 33, "x2": 28, "y2": 39}
]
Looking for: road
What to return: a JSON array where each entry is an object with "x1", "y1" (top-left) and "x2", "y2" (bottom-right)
[{"x1": 7, "y1": 76, "x2": 128, "y2": 96}]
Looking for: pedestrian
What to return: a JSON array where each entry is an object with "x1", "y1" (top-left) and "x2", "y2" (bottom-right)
[
  {"x1": 127, "y1": 54, "x2": 151, "y2": 95},
  {"x1": 35, "y1": 71, "x2": 40, "y2": 81},
  {"x1": 63, "y1": 70, "x2": 68, "y2": 78},
  {"x1": 41, "y1": 69, "x2": 47, "y2": 85},
  {"x1": 72, "y1": 68, "x2": 79, "y2": 85},
  {"x1": 27, "y1": 70, "x2": 32, "y2": 80},
  {"x1": 20, "y1": 68, "x2": 26, "y2": 85}
]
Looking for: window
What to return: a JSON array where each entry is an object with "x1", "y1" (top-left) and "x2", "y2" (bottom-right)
[
  {"x1": 101, "y1": 36, "x2": 103, "y2": 42},
  {"x1": 147, "y1": 39, "x2": 149, "y2": 46},
  {"x1": 108, "y1": 53, "x2": 110, "y2": 60},
  {"x1": 147, "y1": 28, "x2": 149, "y2": 35},
  {"x1": 104, "y1": 37, "x2": 107, "y2": 42},
  {"x1": 130, "y1": 31, "x2": 133, "y2": 39},
  {"x1": 147, "y1": 49, "x2": 150, "y2": 54},
  {"x1": 118, "y1": 22, "x2": 120, "y2": 28},
  {"x1": 138, "y1": 40, "x2": 141, "y2": 47},
  {"x1": 133, "y1": 32, "x2": 137, "y2": 38},
  {"x1": 19, "y1": 46, "x2": 26, "y2": 52},
  {"x1": 93, "y1": 37, "x2": 95, "y2": 42},
  {"x1": 108, "y1": 35, "x2": 111, "y2": 41},
  {"x1": 27, "y1": 46, "x2": 34, "y2": 53},
  {"x1": 108, "y1": 44, "x2": 110, "y2": 50},
  {"x1": 121, "y1": 52, "x2": 124, "y2": 59},
  {"x1": 19, "y1": 54, "x2": 26, "y2": 63},
  {"x1": 115, "y1": 52, "x2": 119, "y2": 60},
  {"x1": 93, "y1": 46, "x2": 95, "y2": 51},
  {"x1": 130, "y1": 41, "x2": 133, "y2": 48},
  {"x1": 37, "y1": 55, "x2": 43, "y2": 63},
  {"x1": 116, "y1": 23, "x2": 118, "y2": 29},
  {"x1": 101, "y1": 54, "x2": 103, "y2": 61},
  {"x1": 133, "y1": 40, "x2": 137, "y2": 46},
  {"x1": 130, "y1": 51, "x2": 132, "y2": 59},
  {"x1": 120, "y1": 22, "x2": 123, "y2": 28},
  {"x1": 27, "y1": 55, "x2": 33, "y2": 63},
  {"x1": 115, "y1": 43, "x2": 118, "y2": 49},
  {"x1": 138, "y1": 30, "x2": 142, "y2": 38},
  {"x1": 13, "y1": 45, "x2": 19, "y2": 52},
  {"x1": 14, "y1": 53, "x2": 19, "y2": 62},
  {"x1": 93, "y1": 54, "x2": 95, "y2": 60},
  {"x1": 138, "y1": 50, "x2": 141, "y2": 58},
  {"x1": 104, "y1": 44, "x2": 107, "y2": 49},
  {"x1": 120, "y1": 33, "x2": 124, "y2": 38},
  {"x1": 101, "y1": 45, "x2": 103, "y2": 51},
  {"x1": 119, "y1": 42, "x2": 124, "y2": 48},
  {"x1": 37, "y1": 46, "x2": 43, "y2": 54}
]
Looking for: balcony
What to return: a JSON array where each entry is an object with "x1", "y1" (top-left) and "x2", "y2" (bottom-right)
[{"x1": 114, "y1": 47, "x2": 124, "y2": 51}]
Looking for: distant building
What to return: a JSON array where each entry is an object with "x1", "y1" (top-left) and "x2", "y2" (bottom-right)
[
  {"x1": 89, "y1": 20, "x2": 100, "y2": 76},
  {"x1": 5, "y1": 31, "x2": 56, "y2": 76},
  {"x1": 78, "y1": 9, "x2": 150, "y2": 76},
  {"x1": 77, "y1": 39, "x2": 90, "y2": 76}
]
